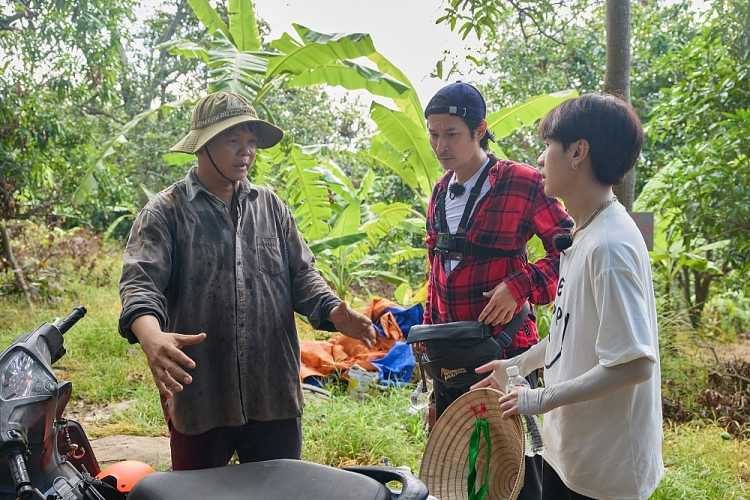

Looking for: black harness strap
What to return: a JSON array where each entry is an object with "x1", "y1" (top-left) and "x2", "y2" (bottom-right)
[
  {"x1": 455, "y1": 161, "x2": 492, "y2": 235},
  {"x1": 433, "y1": 161, "x2": 525, "y2": 260}
]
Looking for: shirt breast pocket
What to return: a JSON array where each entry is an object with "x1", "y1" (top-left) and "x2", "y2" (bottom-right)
[
  {"x1": 256, "y1": 235, "x2": 283, "y2": 275},
  {"x1": 473, "y1": 209, "x2": 525, "y2": 248}
]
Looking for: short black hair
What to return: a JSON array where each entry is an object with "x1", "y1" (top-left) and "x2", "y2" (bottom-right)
[
  {"x1": 466, "y1": 115, "x2": 494, "y2": 151},
  {"x1": 538, "y1": 93, "x2": 644, "y2": 186}
]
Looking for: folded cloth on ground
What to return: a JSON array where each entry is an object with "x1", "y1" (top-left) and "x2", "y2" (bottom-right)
[{"x1": 299, "y1": 298, "x2": 423, "y2": 384}]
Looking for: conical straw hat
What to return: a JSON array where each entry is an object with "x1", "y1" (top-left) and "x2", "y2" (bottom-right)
[{"x1": 419, "y1": 388, "x2": 525, "y2": 500}]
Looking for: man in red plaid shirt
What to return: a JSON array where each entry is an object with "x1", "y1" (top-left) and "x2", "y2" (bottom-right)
[
  {"x1": 423, "y1": 83, "x2": 572, "y2": 358},
  {"x1": 421, "y1": 82, "x2": 572, "y2": 499}
]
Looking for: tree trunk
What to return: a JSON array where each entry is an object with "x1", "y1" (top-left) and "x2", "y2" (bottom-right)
[
  {"x1": 677, "y1": 267, "x2": 700, "y2": 328},
  {"x1": 691, "y1": 270, "x2": 713, "y2": 329},
  {"x1": 604, "y1": 0, "x2": 635, "y2": 211},
  {"x1": 0, "y1": 219, "x2": 34, "y2": 307}
]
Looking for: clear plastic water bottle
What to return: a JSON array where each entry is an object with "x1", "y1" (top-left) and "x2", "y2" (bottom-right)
[
  {"x1": 409, "y1": 379, "x2": 430, "y2": 415},
  {"x1": 505, "y1": 365, "x2": 544, "y2": 456},
  {"x1": 505, "y1": 365, "x2": 528, "y2": 393}
]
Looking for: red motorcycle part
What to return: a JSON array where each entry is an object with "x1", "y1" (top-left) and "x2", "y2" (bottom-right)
[
  {"x1": 58, "y1": 418, "x2": 102, "y2": 476},
  {"x1": 97, "y1": 460, "x2": 155, "y2": 493}
]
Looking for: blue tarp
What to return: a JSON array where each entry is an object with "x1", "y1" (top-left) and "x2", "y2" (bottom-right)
[
  {"x1": 371, "y1": 303, "x2": 423, "y2": 386},
  {"x1": 372, "y1": 303, "x2": 424, "y2": 340},
  {"x1": 372, "y1": 341, "x2": 415, "y2": 387}
]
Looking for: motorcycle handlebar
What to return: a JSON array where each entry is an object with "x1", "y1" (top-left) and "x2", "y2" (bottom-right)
[
  {"x1": 53, "y1": 307, "x2": 87, "y2": 335},
  {"x1": 7, "y1": 452, "x2": 34, "y2": 499}
]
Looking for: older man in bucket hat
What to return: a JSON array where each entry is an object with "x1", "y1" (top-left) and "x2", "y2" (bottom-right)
[{"x1": 119, "y1": 91, "x2": 376, "y2": 470}]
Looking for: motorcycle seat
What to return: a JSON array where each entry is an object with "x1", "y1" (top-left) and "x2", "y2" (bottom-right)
[{"x1": 128, "y1": 459, "x2": 391, "y2": 500}]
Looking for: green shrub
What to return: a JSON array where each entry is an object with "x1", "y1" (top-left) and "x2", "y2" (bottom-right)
[
  {"x1": 702, "y1": 290, "x2": 750, "y2": 340},
  {"x1": 0, "y1": 221, "x2": 116, "y2": 301}
]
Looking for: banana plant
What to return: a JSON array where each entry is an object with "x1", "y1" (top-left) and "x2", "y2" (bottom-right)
[
  {"x1": 74, "y1": 101, "x2": 188, "y2": 203},
  {"x1": 368, "y1": 89, "x2": 579, "y2": 210},
  {"x1": 253, "y1": 140, "x2": 335, "y2": 240},
  {"x1": 255, "y1": 140, "x2": 416, "y2": 301},
  {"x1": 313, "y1": 200, "x2": 416, "y2": 302},
  {"x1": 81, "y1": 0, "x2": 413, "y2": 201},
  {"x1": 166, "y1": 1, "x2": 412, "y2": 117}
]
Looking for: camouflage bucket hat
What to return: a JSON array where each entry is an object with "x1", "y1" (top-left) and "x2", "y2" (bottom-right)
[{"x1": 170, "y1": 91, "x2": 284, "y2": 153}]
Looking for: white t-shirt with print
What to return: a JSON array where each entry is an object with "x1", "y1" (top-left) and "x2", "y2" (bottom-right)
[{"x1": 542, "y1": 201, "x2": 664, "y2": 500}]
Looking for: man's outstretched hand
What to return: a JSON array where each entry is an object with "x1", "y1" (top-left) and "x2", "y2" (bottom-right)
[
  {"x1": 329, "y1": 302, "x2": 377, "y2": 348},
  {"x1": 132, "y1": 315, "x2": 206, "y2": 400}
]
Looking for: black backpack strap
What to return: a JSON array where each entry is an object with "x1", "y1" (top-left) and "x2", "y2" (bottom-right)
[
  {"x1": 455, "y1": 161, "x2": 493, "y2": 235},
  {"x1": 495, "y1": 302, "x2": 530, "y2": 349},
  {"x1": 461, "y1": 242, "x2": 525, "y2": 259}
]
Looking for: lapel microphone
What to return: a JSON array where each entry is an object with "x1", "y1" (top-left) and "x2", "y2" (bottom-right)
[
  {"x1": 448, "y1": 183, "x2": 466, "y2": 200},
  {"x1": 553, "y1": 233, "x2": 573, "y2": 253}
]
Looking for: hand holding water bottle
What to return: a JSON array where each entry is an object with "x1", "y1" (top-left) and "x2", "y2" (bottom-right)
[
  {"x1": 500, "y1": 365, "x2": 528, "y2": 416},
  {"x1": 471, "y1": 358, "x2": 511, "y2": 392},
  {"x1": 502, "y1": 365, "x2": 544, "y2": 455}
]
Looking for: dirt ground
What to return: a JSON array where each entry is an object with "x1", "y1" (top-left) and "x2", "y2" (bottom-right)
[
  {"x1": 714, "y1": 333, "x2": 750, "y2": 361},
  {"x1": 85, "y1": 388, "x2": 331, "y2": 471},
  {"x1": 92, "y1": 435, "x2": 171, "y2": 471}
]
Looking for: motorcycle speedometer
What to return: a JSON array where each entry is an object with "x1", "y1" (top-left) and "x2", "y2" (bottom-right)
[{"x1": 0, "y1": 348, "x2": 56, "y2": 400}]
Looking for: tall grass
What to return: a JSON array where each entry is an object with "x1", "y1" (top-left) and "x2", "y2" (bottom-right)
[
  {"x1": 302, "y1": 386, "x2": 427, "y2": 471},
  {"x1": 654, "y1": 422, "x2": 749, "y2": 498},
  {"x1": 0, "y1": 257, "x2": 153, "y2": 405}
]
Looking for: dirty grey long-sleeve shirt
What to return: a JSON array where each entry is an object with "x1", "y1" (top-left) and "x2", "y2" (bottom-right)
[{"x1": 118, "y1": 168, "x2": 341, "y2": 435}]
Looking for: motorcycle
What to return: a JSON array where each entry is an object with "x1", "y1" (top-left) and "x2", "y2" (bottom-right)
[{"x1": 0, "y1": 307, "x2": 429, "y2": 500}]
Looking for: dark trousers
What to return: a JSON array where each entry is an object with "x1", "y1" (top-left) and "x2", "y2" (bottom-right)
[
  {"x1": 542, "y1": 460, "x2": 595, "y2": 500},
  {"x1": 168, "y1": 418, "x2": 302, "y2": 471},
  {"x1": 434, "y1": 370, "x2": 543, "y2": 500}
]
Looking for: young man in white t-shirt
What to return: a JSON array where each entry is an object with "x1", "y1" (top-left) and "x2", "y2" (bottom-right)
[{"x1": 472, "y1": 93, "x2": 664, "y2": 499}]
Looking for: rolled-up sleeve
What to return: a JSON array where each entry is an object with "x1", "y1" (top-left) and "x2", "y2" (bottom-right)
[
  {"x1": 281, "y1": 203, "x2": 341, "y2": 331},
  {"x1": 118, "y1": 208, "x2": 173, "y2": 343}
]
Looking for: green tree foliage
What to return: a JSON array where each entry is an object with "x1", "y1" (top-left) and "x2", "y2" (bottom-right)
[
  {"x1": 635, "y1": 0, "x2": 750, "y2": 326},
  {"x1": 0, "y1": 0, "x2": 382, "y2": 297},
  {"x1": 0, "y1": 0, "x2": 134, "y2": 222},
  {"x1": 442, "y1": 0, "x2": 697, "y2": 176},
  {"x1": 436, "y1": 0, "x2": 589, "y2": 43},
  {"x1": 0, "y1": 0, "x2": 211, "y2": 230},
  {"x1": 0, "y1": 0, "x2": 137, "y2": 300}
]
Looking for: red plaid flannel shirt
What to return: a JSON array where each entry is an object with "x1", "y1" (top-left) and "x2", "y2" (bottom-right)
[{"x1": 424, "y1": 157, "x2": 573, "y2": 352}]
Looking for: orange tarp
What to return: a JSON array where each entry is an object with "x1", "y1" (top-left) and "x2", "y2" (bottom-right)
[{"x1": 299, "y1": 298, "x2": 406, "y2": 380}]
